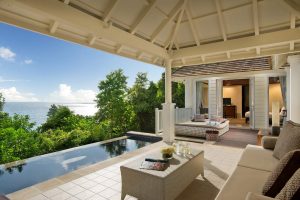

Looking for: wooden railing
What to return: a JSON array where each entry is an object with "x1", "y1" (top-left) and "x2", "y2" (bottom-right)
[{"x1": 155, "y1": 107, "x2": 193, "y2": 135}]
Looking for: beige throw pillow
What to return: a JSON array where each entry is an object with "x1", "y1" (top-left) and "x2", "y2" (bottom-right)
[{"x1": 273, "y1": 121, "x2": 300, "y2": 159}]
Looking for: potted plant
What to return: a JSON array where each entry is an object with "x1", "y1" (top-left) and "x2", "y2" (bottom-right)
[{"x1": 161, "y1": 146, "x2": 175, "y2": 159}]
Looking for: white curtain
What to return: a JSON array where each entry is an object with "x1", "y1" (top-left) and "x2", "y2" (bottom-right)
[{"x1": 279, "y1": 76, "x2": 286, "y2": 107}]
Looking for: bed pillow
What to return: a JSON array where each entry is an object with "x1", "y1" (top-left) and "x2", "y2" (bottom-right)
[
  {"x1": 275, "y1": 168, "x2": 300, "y2": 200},
  {"x1": 273, "y1": 120, "x2": 300, "y2": 159},
  {"x1": 262, "y1": 150, "x2": 300, "y2": 197}
]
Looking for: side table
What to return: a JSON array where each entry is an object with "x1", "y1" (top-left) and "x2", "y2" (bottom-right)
[{"x1": 257, "y1": 129, "x2": 271, "y2": 146}]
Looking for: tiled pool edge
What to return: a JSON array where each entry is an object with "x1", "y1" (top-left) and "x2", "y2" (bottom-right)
[{"x1": 7, "y1": 141, "x2": 163, "y2": 200}]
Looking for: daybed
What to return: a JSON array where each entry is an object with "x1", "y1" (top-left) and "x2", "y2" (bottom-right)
[{"x1": 175, "y1": 120, "x2": 229, "y2": 138}]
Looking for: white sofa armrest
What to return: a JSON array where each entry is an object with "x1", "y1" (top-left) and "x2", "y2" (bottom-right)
[{"x1": 245, "y1": 192, "x2": 276, "y2": 200}]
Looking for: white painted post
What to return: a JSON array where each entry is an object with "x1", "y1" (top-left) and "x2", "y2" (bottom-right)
[
  {"x1": 287, "y1": 55, "x2": 300, "y2": 123},
  {"x1": 162, "y1": 59, "x2": 175, "y2": 143},
  {"x1": 155, "y1": 108, "x2": 159, "y2": 135},
  {"x1": 254, "y1": 76, "x2": 269, "y2": 129}
]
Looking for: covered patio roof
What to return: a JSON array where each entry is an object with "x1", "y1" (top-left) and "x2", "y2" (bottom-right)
[{"x1": 0, "y1": 0, "x2": 299, "y2": 68}]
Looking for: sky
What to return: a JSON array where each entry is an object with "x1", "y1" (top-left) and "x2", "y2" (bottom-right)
[{"x1": 0, "y1": 22, "x2": 164, "y2": 103}]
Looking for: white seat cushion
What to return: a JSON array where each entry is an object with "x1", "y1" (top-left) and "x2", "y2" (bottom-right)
[
  {"x1": 238, "y1": 145, "x2": 279, "y2": 172},
  {"x1": 215, "y1": 166, "x2": 271, "y2": 200}
]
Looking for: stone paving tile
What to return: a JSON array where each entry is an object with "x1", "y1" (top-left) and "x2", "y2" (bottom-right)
[{"x1": 74, "y1": 190, "x2": 95, "y2": 200}]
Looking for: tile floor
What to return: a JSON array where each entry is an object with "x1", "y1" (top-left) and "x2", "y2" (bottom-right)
[{"x1": 8, "y1": 142, "x2": 244, "y2": 200}]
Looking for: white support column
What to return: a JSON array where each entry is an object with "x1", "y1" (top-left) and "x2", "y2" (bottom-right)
[
  {"x1": 287, "y1": 55, "x2": 300, "y2": 123},
  {"x1": 162, "y1": 59, "x2": 175, "y2": 143},
  {"x1": 185, "y1": 78, "x2": 193, "y2": 108},
  {"x1": 208, "y1": 79, "x2": 217, "y2": 118},
  {"x1": 254, "y1": 76, "x2": 269, "y2": 129}
]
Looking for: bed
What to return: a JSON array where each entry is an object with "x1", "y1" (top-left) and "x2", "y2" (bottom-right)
[
  {"x1": 175, "y1": 120, "x2": 229, "y2": 138},
  {"x1": 245, "y1": 111, "x2": 284, "y2": 124}
]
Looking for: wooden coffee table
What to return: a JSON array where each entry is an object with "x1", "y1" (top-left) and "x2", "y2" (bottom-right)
[{"x1": 120, "y1": 148, "x2": 204, "y2": 200}]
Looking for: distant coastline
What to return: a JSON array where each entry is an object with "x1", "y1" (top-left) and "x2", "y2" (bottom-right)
[{"x1": 3, "y1": 102, "x2": 98, "y2": 126}]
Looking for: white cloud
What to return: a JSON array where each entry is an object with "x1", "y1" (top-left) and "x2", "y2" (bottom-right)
[
  {"x1": 0, "y1": 76, "x2": 29, "y2": 83},
  {"x1": 24, "y1": 59, "x2": 33, "y2": 64},
  {"x1": 0, "y1": 47, "x2": 16, "y2": 61},
  {"x1": 0, "y1": 87, "x2": 39, "y2": 102},
  {"x1": 0, "y1": 76, "x2": 16, "y2": 83},
  {"x1": 49, "y1": 84, "x2": 96, "y2": 103}
]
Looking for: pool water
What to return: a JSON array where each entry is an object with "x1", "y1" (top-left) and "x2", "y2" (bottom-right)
[{"x1": 0, "y1": 136, "x2": 161, "y2": 194}]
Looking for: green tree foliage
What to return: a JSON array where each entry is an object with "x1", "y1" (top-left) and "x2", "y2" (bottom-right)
[
  {"x1": 129, "y1": 73, "x2": 160, "y2": 132},
  {"x1": 157, "y1": 73, "x2": 185, "y2": 108},
  {"x1": 95, "y1": 69, "x2": 134, "y2": 136},
  {"x1": 0, "y1": 93, "x2": 5, "y2": 112},
  {"x1": 40, "y1": 105, "x2": 77, "y2": 132},
  {"x1": 0, "y1": 70, "x2": 185, "y2": 164}
]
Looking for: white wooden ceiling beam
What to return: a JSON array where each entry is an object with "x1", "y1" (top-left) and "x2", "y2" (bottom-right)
[
  {"x1": 169, "y1": 7, "x2": 185, "y2": 49},
  {"x1": 49, "y1": 20, "x2": 59, "y2": 34},
  {"x1": 172, "y1": 47, "x2": 300, "y2": 68},
  {"x1": 214, "y1": 0, "x2": 227, "y2": 41},
  {"x1": 290, "y1": 12, "x2": 296, "y2": 51},
  {"x1": 226, "y1": 52, "x2": 231, "y2": 59},
  {"x1": 185, "y1": 5, "x2": 200, "y2": 46},
  {"x1": 256, "y1": 47, "x2": 261, "y2": 55},
  {"x1": 172, "y1": 28, "x2": 300, "y2": 60},
  {"x1": 252, "y1": 0, "x2": 259, "y2": 35},
  {"x1": 88, "y1": 35, "x2": 97, "y2": 46},
  {"x1": 131, "y1": 0, "x2": 157, "y2": 34},
  {"x1": 153, "y1": 57, "x2": 159, "y2": 63},
  {"x1": 63, "y1": 0, "x2": 70, "y2": 5},
  {"x1": 137, "y1": 52, "x2": 143, "y2": 59},
  {"x1": 103, "y1": 0, "x2": 120, "y2": 24},
  {"x1": 290, "y1": 12, "x2": 296, "y2": 29},
  {"x1": 174, "y1": 41, "x2": 180, "y2": 50},
  {"x1": 150, "y1": 0, "x2": 185, "y2": 43},
  {"x1": 6, "y1": 0, "x2": 168, "y2": 59}
]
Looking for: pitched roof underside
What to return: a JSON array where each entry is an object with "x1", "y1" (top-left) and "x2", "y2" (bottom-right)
[
  {"x1": 0, "y1": 0, "x2": 299, "y2": 68},
  {"x1": 172, "y1": 56, "x2": 272, "y2": 77}
]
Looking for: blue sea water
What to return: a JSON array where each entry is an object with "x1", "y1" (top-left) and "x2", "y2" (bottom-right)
[{"x1": 3, "y1": 102, "x2": 98, "y2": 126}]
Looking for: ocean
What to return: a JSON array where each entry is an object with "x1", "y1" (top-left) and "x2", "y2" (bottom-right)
[{"x1": 3, "y1": 102, "x2": 98, "y2": 126}]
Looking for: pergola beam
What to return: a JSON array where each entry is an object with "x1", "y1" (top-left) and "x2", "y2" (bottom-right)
[
  {"x1": 3, "y1": 0, "x2": 168, "y2": 59},
  {"x1": 252, "y1": 0, "x2": 259, "y2": 35},
  {"x1": 172, "y1": 28, "x2": 300, "y2": 60},
  {"x1": 150, "y1": 0, "x2": 185, "y2": 43},
  {"x1": 185, "y1": 5, "x2": 200, "y2": 46},
  {"x1": 49, "y1": 20, "x2": 59, "y2": 34},
  {"x1": 130, "y1": 0, "x2": 157, "y2": 34},
  {"x1": 214, "y1": 0, "x2": 227, "y2": 41},
  {"x1": 172, "y1": 47, "x2": 300, "y2": 68},
  {"x1": 169, "y1": 7, "x2": 185, "y2": 49},
  {"x1": 103, "y1": 0, "x2": 119, "y2": 24}
]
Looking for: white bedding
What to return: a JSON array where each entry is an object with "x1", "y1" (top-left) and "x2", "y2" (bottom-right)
[{"x1": 245, "y1": 111, "x2": 283, "y2": 118}]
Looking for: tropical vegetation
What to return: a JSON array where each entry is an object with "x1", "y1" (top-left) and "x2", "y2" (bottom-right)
[{"x1": 0, "y1": 69, "x2": 184, "y2": 164}]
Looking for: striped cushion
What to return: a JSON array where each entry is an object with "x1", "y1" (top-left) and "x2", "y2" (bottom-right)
[{"x1": 262, "y1": 150, "x2": 300, "y2": 198}]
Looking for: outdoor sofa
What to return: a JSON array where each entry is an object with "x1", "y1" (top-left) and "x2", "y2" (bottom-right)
[{"x1": 216, "y1": 120, "x2": 300, "y2": 200}]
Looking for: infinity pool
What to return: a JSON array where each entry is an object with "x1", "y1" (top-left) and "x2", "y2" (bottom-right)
[{"x1": 0, "y1": 136, "x2": 161, "y2": 194}]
